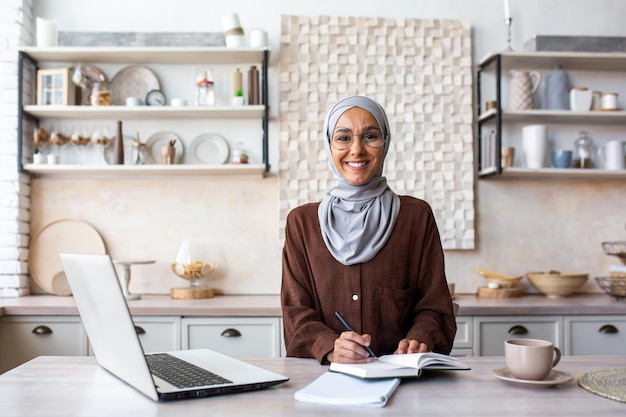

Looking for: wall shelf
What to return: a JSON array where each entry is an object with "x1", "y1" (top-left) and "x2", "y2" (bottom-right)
[
  {"x1": 23, "y1": 163, "x2": 266, "y2": 177},
  {"x1": 23, "y1": 105, "x2": 265, "y2": 120},
  {"x1": 476, "y1": 51, "x2": 626, "y2": 179},
  {"x1": 18, "y1": 46, "x2": 271, "y2": 175}
]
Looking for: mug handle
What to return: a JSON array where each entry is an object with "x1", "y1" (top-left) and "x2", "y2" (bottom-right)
[
  {"x1": 552, "y1": 346, "x2": 562, "y2": 368},
  {"x1": 530, "y1": 71, "x2": 542, "y2": 94}
]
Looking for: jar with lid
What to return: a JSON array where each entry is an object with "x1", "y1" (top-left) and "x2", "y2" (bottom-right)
[
  {"x1": 195, "y1": 71, "x2": 215, "y2": 106},
  {"x1": 231, "y1": 142, "x2": 249, "y2": 164},
  {"x1": 573, "y1": 131, "x2": 594, "y2": 168}
]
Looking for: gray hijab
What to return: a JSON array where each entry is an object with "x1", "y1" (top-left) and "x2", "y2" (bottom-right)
[{"x1": 318, "y1": 96, "x2": 400, "y2": 265}]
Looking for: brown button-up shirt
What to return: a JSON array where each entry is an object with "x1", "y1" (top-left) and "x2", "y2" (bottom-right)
[{"x1": 281, "y1": 195, "x2": 456, "y2": 363}]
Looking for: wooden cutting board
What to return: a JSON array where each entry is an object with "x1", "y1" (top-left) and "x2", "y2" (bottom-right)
[{"x1": 478, "y1": 286, "x2": 524, "y2": 298}]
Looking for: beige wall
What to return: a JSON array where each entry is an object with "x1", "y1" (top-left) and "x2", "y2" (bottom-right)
[{"x1": 25, "y1": 0, "x2": 626, "y2": 296}]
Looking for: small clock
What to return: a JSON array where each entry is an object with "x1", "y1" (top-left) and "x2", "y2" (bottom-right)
[{"x1": 145, "y1": 89, "x2": 166, "y2": 106}]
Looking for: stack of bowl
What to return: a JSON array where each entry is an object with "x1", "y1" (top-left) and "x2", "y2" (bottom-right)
[{"x1": 526, "y1": 271, "x2": 588, "y2": 298}]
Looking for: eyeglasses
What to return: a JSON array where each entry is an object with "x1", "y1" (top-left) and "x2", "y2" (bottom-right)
[{"x1": 330, "y1": 129, "x2": 386, "y2": 150}]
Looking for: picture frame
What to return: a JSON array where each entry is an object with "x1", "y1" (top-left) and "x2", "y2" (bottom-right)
[{"x1": 36, "y1": 67, "x2": 79, "y2": 105}]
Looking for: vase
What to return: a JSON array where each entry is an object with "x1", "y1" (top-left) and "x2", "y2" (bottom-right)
[{"x1": 545, "y1": 66, "x2": 570, "y2": 110}]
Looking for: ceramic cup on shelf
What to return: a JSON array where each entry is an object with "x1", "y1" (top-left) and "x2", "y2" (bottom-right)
[
  {"x1": 551, "y1": 150, "x2": 573, "y2": 169},
  {"x1": 599, "y1": 140, "x2": 626, "y2": 170},
  {"x1": 601, "y1": 92, "x2": 619, "y2": 110},
  {"x1": 501, "y1": 146, "x2": 515, "y2": 167},
  {"x1": 505, "y1": 338, "x2": 561, "y2": 381},
  {"x1": 522, "y1": 124, "x2": 547, "y2": 169},
  {"x1": 570, "y1": 87, "x2": 592, "y2": 111}
]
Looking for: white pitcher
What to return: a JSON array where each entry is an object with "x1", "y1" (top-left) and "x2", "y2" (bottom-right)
[
  {"x1": 599, "y1": 140, "x2": 626, "y2": 170},
  {"x1": 509, "y1": 70, "x2": 541, "y2": 110}
]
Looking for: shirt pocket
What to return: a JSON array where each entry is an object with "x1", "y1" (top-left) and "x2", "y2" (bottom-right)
[{"x1": 374, "y1": 285, "x2": 417, "y2": 342}]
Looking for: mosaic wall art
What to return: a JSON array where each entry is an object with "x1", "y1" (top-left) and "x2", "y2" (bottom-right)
[{"x1": 278, "y1": 15, "x2": 475, "y2": 249}]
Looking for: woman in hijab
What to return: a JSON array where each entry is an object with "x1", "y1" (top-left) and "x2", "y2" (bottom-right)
[{"x1": 281, "y1": 96, "x2": 456, "y2": 364}]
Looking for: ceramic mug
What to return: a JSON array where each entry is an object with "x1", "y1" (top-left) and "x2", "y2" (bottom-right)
[
  {"x1": 522, "y1": 124, "x2": 547, "y2": 168},
  {"x1": 551, "y1": 150, "x2": 573, "y2": 169},
  {"x1": 599, "y1": 140, "x2": 626, "y2": 170},
  {"x1": 501, "y1": 146, "x2": 515, "y2": 167},
  {"x1": 505, "y1": 338, "x2": 561, "y2": 381}
]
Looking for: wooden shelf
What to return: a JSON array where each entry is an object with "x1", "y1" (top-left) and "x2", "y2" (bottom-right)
[
  {"x1": 479, "y1": 51, "x2": 626, "y2": 71},
  {"x1": 23, "y1": 163, "x2": 266, "y2": 177},
  {"x1": 23, "y1": 105, "x2": 265, "y2": 120},
  {"x1": 478, "y1": 109, "x2": 626, "y2": 125},
  {"x1": 19, "y1": 46, "x2": 270, "y2": 65},
  {"x1": 489, "y1": 167, "x2": 626, "y2": 180}
]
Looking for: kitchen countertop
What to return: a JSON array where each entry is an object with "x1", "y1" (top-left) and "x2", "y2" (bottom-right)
[
  {"x1": 0, "y1": 293, "x2": 624, "y2": 317},
  {"x1": 1, "y1": 355, "x2": 625, "y2": 416}
]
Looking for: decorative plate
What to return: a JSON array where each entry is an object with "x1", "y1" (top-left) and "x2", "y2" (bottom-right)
[
  {"x1": 110, "y1": 66, "x2": 160, "y2": 105},
  {"x1": 188, "y1": 133, "x2": 230, "y2": 164},
  {"x1": 104, "y1": 135, "x2": 138, "y2": 165},
  {"x1": 492, "y1": 367, "x2": 573, "y2": 387},
  {"x1": 29, "y1": 219, "x2": 106, "y2": 296},
  {"x1": 578, "y1": 368, "x2": 626, "y2": 402},
  {"x1": 145, "y1": 131, "x2": 184, "y2": 164}
]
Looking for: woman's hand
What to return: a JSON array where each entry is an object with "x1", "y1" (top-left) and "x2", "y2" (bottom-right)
[
  {"x1": 394, "y1": 339, "x2": 429, "y2": 354},
  {"x1": 326, "y1": 331, "x2": 376, "y2": 363}
]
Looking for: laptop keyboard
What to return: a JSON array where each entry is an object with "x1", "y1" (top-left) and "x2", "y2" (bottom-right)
[{"x1": 145, "y1": 353, "x2": 233, "y2": 389}]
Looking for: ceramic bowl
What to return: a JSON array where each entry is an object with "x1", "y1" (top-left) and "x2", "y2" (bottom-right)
[{"x1": 526, "y1": 272, "x2": 588, "y2": 298}]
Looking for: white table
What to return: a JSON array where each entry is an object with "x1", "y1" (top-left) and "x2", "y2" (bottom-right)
[{"x1": 0, "y1": 356, "x2": 624, "y2": 416}]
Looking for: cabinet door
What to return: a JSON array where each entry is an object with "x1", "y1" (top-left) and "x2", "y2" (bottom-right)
[
  {"x1": 182, "y1": 317, "x2": 281, "y2": 358},
  {"x1": 0, "y1": 316, "x2": 88, "y2": 373},
  {"x1": 87, "y1": 316, "x2": 181, "y2": 355},
  {"x1": 565, "y1": 316, "x2": 626, "y2": 355},
  {"x1": 451, "y1": 316, "x2": 473, "y2": 356},
  {"x1": 474, "y1": 316, "x2": 562, "y2": 356}
]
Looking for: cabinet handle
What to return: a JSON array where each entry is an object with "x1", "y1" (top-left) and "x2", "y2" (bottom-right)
[
  {"x1": 134, "y1": 325, "x2": 146, "y2": 335},
  {"x1": 507, "y1": 325, "x2": 528, "y2": 335},
  {"x1": 221, "y1": 328, "x2": 242, "y2": 337},
  {"x1": 32, "y1": 325, "x2": 53, "y2": 335},
  {"x1": 599, "y1": 324, "x2": 618, "y2": 334}
]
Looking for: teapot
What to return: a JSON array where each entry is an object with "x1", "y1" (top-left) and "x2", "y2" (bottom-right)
[{"x1": 509, "y1": 70, "x2": 541, "y2": 110}]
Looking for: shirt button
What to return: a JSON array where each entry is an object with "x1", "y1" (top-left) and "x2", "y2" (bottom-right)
[{"x1": 352, "y1": 294, "x2": 359, "y2": 301}]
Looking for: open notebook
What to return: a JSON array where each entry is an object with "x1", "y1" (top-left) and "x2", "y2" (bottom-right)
[
  {"x1": 329, "y1": 352, "x2": 469, "y2": 379},
  {"x1": 59, "y1": 253, "x2": 288, "y2": 401}
]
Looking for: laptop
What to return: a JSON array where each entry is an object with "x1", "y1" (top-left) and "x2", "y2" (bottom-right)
[{"x1": 59, "y1": 253, "x2": 289, "y2": 401}]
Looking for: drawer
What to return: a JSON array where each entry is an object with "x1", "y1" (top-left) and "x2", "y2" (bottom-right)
[
  {"x1": 474, "y1": 316, "x2": 562, "y2": 356},
  {"x1": 565, "y1": 316, "x2": 626, "y2": 355},
  {"x1": 0, "y1": 316, "x2": 88, "y2": 373},
  {"x1": 182, "y1": 317, "x2": 282, "y2": 358},
  {"x1": 87, "y1": 316, "x2": 182, "y2": 355}
]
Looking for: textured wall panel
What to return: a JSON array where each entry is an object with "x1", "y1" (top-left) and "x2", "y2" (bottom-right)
[{"x1": 278, "y1": 15, "x2": 475, "y2": 249}]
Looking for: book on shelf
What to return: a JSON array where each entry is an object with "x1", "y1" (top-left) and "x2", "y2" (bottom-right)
[
  {"x1": 294, "y1": 371, "x2": 400, "y2": 407},
  {"x1": 329, "y1": 352, "x2": 470, "y2": 379}
]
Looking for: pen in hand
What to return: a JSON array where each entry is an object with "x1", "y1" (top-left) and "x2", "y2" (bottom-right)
[{"x1": 334, "y1": 311, "x2": 377, "y2": 358}]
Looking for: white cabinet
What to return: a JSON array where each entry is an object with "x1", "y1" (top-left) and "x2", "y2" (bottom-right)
[
  {"x1": 18, "y1": 46, "x2": 271, "y2": 176},
  {"x1": 476, "y1": 51, "x2": 626, "y2": 180},
  {"x1": 0, "y1": 316, "x2": 88, "y2": 373},
  {"x1": 564, "y1": 315, "x2": 626, "y2": 355},
  {"x1": 182, "y1": 317, "x2": 282, "y2": 358},
  {"x1": 473, "y1": 316, "x2": 562, "y2": 356},
  {"x1": 451, "y1": 316, "x2": 474, "y2": 357},
  {"x1": 87, "y1": 316, "x2": 182, "y2": 355}
]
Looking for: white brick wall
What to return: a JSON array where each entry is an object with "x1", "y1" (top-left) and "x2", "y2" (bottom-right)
[{"x1": 0, "y1": 0, "x2": 32, "y2": 297}]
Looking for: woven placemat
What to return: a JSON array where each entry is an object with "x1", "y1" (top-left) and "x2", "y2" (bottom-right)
[{"x1": 578, "y1": 368, "x2": 626, "y2": 403}]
